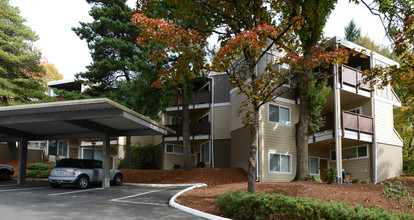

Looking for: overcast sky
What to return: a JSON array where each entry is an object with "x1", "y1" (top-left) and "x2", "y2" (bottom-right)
[{"x1": 9, "y1": 0, "x2": 390, "y2": 80}]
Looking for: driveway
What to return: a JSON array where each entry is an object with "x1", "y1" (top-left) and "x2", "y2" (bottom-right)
[{"x1": 0, "y1": 180, "x2": 203, "y2": 219}]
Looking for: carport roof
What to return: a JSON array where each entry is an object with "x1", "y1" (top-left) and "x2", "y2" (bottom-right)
[{"x1": 0, "y1": 98, "x2": 174, "y2": 141}]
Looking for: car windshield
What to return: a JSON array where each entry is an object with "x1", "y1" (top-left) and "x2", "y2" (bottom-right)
[{"x1": 56, "y1": 160, "x2": 96, "y2": 169}]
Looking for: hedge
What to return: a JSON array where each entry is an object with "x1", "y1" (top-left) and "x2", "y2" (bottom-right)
[
  {"x1": 217, "y1": 191, "x2": 414, "y2": 220},
  {"x1": 27, "y1": 163, "x2": 48, "y2": 170}
]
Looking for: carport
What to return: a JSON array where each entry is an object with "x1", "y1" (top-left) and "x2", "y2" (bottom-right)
[{"x1": 0, "y1": 98, "x2": 173, "y2": 188}]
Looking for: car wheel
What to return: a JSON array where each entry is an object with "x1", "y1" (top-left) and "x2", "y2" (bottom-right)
[
  {"x1": 77, "y1": 176, "x2": 89, "y2": 189},
  {"x1": 50, "y1": 182, "x2": 62, "y2": 188},
  {"x1": 0, "y1": 171, "x2": 9, "y2": 181},
  {"x1": 113, "y1": 174, "x2": 122, "y2": 186}
]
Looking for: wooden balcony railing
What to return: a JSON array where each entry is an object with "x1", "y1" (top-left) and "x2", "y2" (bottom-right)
[
  {"x1": 173, "y1": 91, "x2": 211, "y2": 106},
  {"x1": 341, "y1": 65, "x2": 371, "y2": 92},
  {"x1": 164, "y1": 122, "x2": 211, "y2": 137},
  {"x1": 315, "y1": 111, "x2": 373, "y2": 141}
]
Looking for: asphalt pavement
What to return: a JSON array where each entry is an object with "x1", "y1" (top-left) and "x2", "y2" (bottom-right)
[{"x1": 0, "y1": 180, "x2": 204, "y2": 220}]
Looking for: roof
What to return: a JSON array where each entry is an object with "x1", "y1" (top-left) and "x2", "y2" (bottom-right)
[{"x1": 0, "y1": 98, "x2": 174, "y2": 141}]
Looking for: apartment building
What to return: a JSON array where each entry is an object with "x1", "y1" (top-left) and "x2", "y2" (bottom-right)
[{"x1": 133, "y1": 37, "x2": 402, "y2": 183}]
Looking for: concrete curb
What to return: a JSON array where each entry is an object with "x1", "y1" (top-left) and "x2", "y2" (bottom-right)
[
  {"x1": 169, "y1": 183, "x2": 231, "y2": 220},
  {"x1": 11, "y1": 178, "x2": 48, "y2": 182}
]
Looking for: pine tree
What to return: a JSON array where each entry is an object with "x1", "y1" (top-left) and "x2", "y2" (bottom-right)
[
  {"x1": 0, "y1": 0, "x2": 46, "y2": 106},
  {"x1": 72, "y1": 0, "x2": 174, "y2": 119},
  {"x1": 344, "y1": 19, "x2": 361, "y2": 42}
]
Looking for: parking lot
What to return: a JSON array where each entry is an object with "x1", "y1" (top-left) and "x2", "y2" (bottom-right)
[{"x1": 0, "y1": 180, "x2": 203, "y2": 219}]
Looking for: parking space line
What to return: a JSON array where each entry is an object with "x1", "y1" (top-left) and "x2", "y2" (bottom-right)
[
  {"x1": 112, "y1": 200, "x2": 168, "y2": 207},
  {"x1": 0, "y1": 187, "x2": 49, "y2": 192},
  {"x1": 48, "y1": 188, "x2": 102, "y2": 196},
  {"x1": 110, "y1": 187, "x2": 175, "y2": 202}
]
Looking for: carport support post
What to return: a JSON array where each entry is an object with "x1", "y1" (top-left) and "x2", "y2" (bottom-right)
[
  {"x1": 102, "y1": 133, "x2": 111, "y2": 188},
  {"x1": 17, "y1": 138, "x2": 28, "y2": 185}
]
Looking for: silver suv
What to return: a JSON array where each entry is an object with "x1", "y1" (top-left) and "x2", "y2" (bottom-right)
[
  {"x1": 49, "y1": 159, "x2": 122, "y2": 189},
  {"x1": 0, "y1": 164, "x2": 14, "y2": 181}
]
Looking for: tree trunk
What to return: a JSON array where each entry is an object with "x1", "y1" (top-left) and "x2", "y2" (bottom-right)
[
  {"x1": 125, "y1": 136, "x2": 131, "y2": 169},
  {"x1": 247, "y1": 108, "x2": 259, "y2": 194},
  {"x1": 295, "y1": 73, "x2": 311, "y2": 181},
  {"x1": 182, "y1": 92, "x2": 192, "y2": 170}
]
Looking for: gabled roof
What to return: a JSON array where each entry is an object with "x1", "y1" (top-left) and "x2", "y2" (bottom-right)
[{"x1": 0, "y1": 98, "x2": 174, "y2": 141}]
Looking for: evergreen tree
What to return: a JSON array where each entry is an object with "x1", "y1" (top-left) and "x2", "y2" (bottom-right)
[
  {"x1": 344, "y1": 19, "x2": 361, "y2": 42},
  {"x1": 0, "y1": 0, "x2": 46, "y2": 106},
  {"x1": 71, "y1": 0, "x2": 174, "y2": 119}
]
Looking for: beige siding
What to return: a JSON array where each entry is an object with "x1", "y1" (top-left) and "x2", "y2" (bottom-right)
[
  {"x1": 213, "y1": 105, "x2": 231, "y2": 139},
  {"x1": 154, "y1": 143, "x2": 164, "y2": 169},
  {"x1": 375, "y1": 100, "x2": 403, "y2": 146},
  {"x1": 131, "y1": 136, "x2": 156, "y2": 146},
  {"x1": 0, "y1": 143, "x2": 12, "y2": 160},
  {"x1": 377, "y1": 143, "x2": 403, "y2": 182},
  {"x1": 163, "y1": 152, "x2": 196, "y2": 170},
  {"x1": 230, "y1": 127, "x2": 250, "y2": 171},
  {"x1": 330, "y1": 158, "x2": 371, "y2": 181},
  {"x1": 230, "y1": 91, "x2": 247, "y2": 132},
  {"x1": 260, "y1": 101, "x2": 299, "y2": 182}
]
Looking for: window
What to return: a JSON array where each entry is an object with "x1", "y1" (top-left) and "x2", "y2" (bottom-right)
[
  {"x1": 28, "y1": 141, "x2": 45, "y2": 150},
  {"x1": 308, "y1": 157, "x2": 319, "y2": 175},
  {"x1": 348, "y1": 107, "x2": 362, "y2": 114},
  {"x1": 198, "y1": 82, "x2": 210, "y2": 92},
  {"x1": 201, "y1": 142, "x2": 210, "y2": 163},
  {"x1": 165, "y1": 144, "x2": 195, "y2": 155},
  {"x1": 269, "y1": 104, "x2": 291, "y2": 125},
  {"x1": 269, "y1": 153, "x2": 291, "y2": 173},
  {"x1": 197, "y1": 113, "x2": 209, "y2": 123},
  {"x1": 83, "y1": 149, "x2": 103, "y2": 161},
  {"x1": 48, "y1": 140, "x2": 69, "y2": 156},
  {"x1": 170, "y1": 116, "x2": 182, "y2": 125},
  {"x1": 330, "y1": 145, "x2": 368, "y2": 161}
]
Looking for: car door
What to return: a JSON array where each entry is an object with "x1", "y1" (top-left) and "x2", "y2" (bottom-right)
[{"x1": 93, "y1": 160, "x2": 103, "y2": 182}]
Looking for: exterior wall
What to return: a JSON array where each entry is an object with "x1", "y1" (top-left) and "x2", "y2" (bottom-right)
[
  {"x1": 131, "y1": 135, "x2": 158, "y2": 146},
  {"x1": 230, "y1": 91, "x2": 247, "y2": 132},
  {"x1": 377, "y1": 143, "x2": 403, "y2": 182},
  {"x1": 375, "y1": 99, "x2": 403, "y2": 146},
  {"x1": 214, "y1": 139, "x2": 231, "y2": 168},
  {"x1": 230, "y1": 127, "x2": 250, "y2": 171},
  {"x1": 260, "y1": 101, "x2": 299, "y2": 182},
  {"x1": 154, "y1": 143, "x2": 164, "y2": 170},
  {"x1": 342, "y1": 99, "x2": 372, "y2": 117},
  {"x1": 213, "y1": 74, "x2": 231, "y2": 103},
  {"x1": 213, "y1": 105, "x2": 231, "y2": 139},
  {"x1": 162, "y1": 148, "x2": 196, "y2": 170},
  {"x1": 0, "y1": 143, "x2": 12, "y2": 160}
]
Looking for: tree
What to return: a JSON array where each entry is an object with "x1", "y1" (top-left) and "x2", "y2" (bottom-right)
[
  {"x1": 344, "y1": 19, "x2": 361, "y2": 42},
  {"x1": 133, "y1": 0, "x2": 355, "y2": 193},
  {"x1": 41, "y1": 59, "x2": 63, "y2": 87},
  {"x1": 0, "y1": 0, "x2": 46, "y2": 106}
]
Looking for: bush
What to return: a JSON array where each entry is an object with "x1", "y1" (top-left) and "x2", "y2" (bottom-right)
[
  {"x1": 118, "y1": 143, "x2": 155, "y2": 169},
  {"x1": 217, "y1": 191, "x2": 414, "y2": 220},
  {"x1": 26, "y1": 170, "x2": 42, "y2": 178},
  {"x1": 38, "y1": 170, "x2": 51, "y2": 178},
  {"x1": 27, "y1": 163, "x2": 48, "y2": 170},
  {"x1": 325, "y1": 167, "x2": 336, "y2": 183}
]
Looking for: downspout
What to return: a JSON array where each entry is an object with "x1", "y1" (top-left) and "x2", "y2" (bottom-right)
[
  {"x1": 334, "y1": 63, "x2": 342, "y2": 182},
  {"x1": 370, "y1": 52, "x2": 378, "y2": 184},
  {"x1": 208, "y1": 75, "x2": 215, "y2": 168},
  {"x1": 255, "y1": 64, "x2": 260, "y2": 182}
]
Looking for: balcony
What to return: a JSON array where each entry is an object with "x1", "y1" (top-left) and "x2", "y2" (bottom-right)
[
  {"x1": 310, "y1": 111, "x2": 374, "y2": 143},
  {"x1": 173, "y1": 91, "x2": 211, "y2": 106},
  {"x1": 340, "y1": 65, "x2": 371, "y2": 96},
  {"x1": 164, "y1": 122, "x2": 211, "y2": 140}
]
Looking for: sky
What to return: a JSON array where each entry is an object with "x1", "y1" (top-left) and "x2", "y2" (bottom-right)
[{"x1": 8, "y1": 0, "x2": 391, "y2": 80}]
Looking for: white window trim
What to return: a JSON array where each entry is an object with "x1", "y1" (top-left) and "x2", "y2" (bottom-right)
[
  {"x1": 47, "y1": 140, "x2": 70, "y2": 157},
  {"x1": 268, "y1": 152, "x2": 292, "y2": 174},
  {"x1": 308, "y1": 156, "x2": 320, "y2": 175},
  {"x1": 348, "y1": 106, "x2": 362, "y2": 114},
  {"x1": 28, "y1": 141, "x2": 46, "y2": 151},
  {"x1": 200, "y1": 141, "x2": 211, "y2": 164},
  {"x1": 330, "y1": 144, "x2": 369, "y2": 162},
  {"x1": 197, "y1": 112, "x2": 210, "y2": 123},
  {"x1": 81, "y1": 147, "x2": 103, "y2": 159},
  {"x1": 268, "y1": 103, "x2": 292, "y2": 126}
]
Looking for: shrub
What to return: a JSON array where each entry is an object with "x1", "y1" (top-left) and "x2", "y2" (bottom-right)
[
  {"x1": 217, "y1": 191, "x2": 414, "y2": 220},
  {"x1": 382, "y1": 178, "x2": 413, "y2": 212},
  {"x1": 325, "y1": 167, "x2": 336, "y2": 183},
  {"x1": 38, "y1": 170, "x2": 51, "y2": 178},
  {"x1": 118, "y1": 143, "x2": 155, "y2": 169},
  {"x1": 27, "y1": 163, "x2": 48, "y2": 170},
  {"x1": 26, "y1": 170, "x2": 41, "y2": 178}
]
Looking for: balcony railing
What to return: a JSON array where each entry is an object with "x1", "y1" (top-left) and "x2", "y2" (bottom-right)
[
  {"x1": 341, "y1": 65, "x2": 371, "y2": 92},
  {"x1": 313, "y1": 111, "x2": 373, "y2": 141},
  {"x1": 173, "y1": 91, "x2": 211, "y2": 106},
  {"x1": 164, "y1": 122, "x2": 211, "y2": 137}
]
